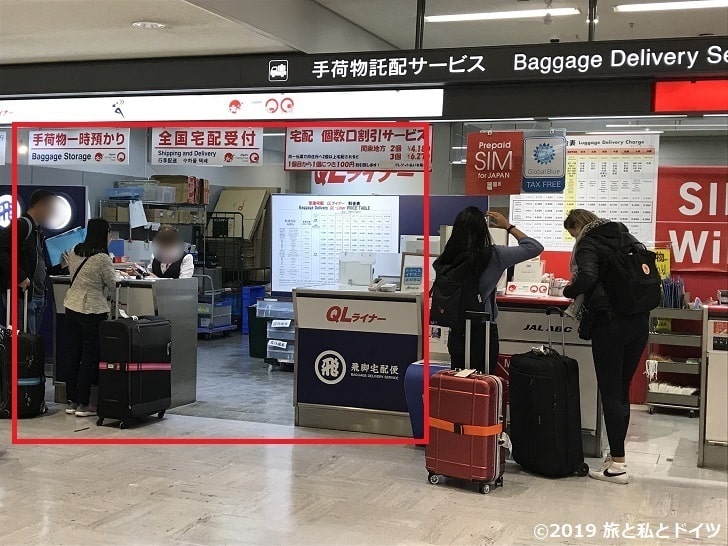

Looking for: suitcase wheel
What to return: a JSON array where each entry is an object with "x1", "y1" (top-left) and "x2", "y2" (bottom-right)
[
  {"x1": 157, "y1": 410, "x2": 166, "y2": 419},
  {"x1": 427, "y1": 472, "x2": 440, "y2": 485},
  {"x1": 577, "y1": 463, "x2": 589, "y2": 477},
  {"x1": 96, "y1": 417, "x2": 104, "y2": 427},
  {"x1": 495, "y1": 476, "x2": 504, "y2": 488},
  {"x1": 119, "y1": 421, "x2": 127, "y2": 430},
  {"x1": 479, "y1": 483, "x2": 491, "y2": 495}
]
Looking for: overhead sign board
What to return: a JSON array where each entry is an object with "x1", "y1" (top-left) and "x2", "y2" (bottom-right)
[
  {"x1": 0, "y1": 89, "x2": 443, "y2": 123},
  {"x1": 28, "y1": 129, "x2": 130, "y2": 165},
  {"x1": 285, "y1": 127, "x2": 426, "y2": 171},
  {"x1": 150, "y1": 127, "x2": 263, "y2": 166},
  {"x1": 257, "y1": 37, "x2": 728, "y2": 88}
]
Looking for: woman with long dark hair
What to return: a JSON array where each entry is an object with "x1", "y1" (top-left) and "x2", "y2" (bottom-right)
[
  {"x1": 63, "y1": 218, "x2": 119, "y2": 417},
  {"x1": 435, "y1": 207, "x2": 543, "y2": 372}
]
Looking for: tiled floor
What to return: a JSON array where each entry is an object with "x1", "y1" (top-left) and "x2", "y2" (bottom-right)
[{"x1": 1, "y1": 334, "x2": 726, "y2": 545}]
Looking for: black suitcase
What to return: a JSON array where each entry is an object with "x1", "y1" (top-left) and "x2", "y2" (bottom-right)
[
  {"x1": 96, "y1": 316, "x2": 172, "y2": 428},
  {"x1": 0, "y1": 291, "x2": 46, "y2": 419},
  {"x1": 509, "y1": 307, "x2": 589, "y2": 478}
]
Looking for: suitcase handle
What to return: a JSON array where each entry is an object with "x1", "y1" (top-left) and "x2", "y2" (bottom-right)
[
  {"x1": 545, "y1": 307, "x2": 564, "y2": 317},
  {"x1": 6, "y1": 288, "x2": 29, "y2": 333},
  {"x1": 545, "y1": 307, "x2": 566, "y2": 354},
  {"x1": 464, "y1": 311, "x2": 491, "y2": 371}
]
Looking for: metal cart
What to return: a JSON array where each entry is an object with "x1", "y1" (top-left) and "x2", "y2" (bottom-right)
[{"x1": 195, "y1": 274, "x2": 236, "y2": 339}]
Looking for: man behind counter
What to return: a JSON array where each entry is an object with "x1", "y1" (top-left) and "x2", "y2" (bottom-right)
[{"x1": 147, "y1": 225, "x2": 194, "y2": 279}]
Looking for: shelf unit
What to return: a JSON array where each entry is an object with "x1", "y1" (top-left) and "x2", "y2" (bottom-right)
[
  {"x1": 100, "y1": 199, "x2": 207, "y2": 228},
  {"x1": 256, "y1": 298, "x2": 295, "y2": 371},
  {"x1": 646, "y1": 307, "x2": 707, "y2": 417}
]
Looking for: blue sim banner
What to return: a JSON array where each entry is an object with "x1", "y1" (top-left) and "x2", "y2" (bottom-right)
[{"x1": 296, "y1": 328, "x2": 419, "y2": 412}]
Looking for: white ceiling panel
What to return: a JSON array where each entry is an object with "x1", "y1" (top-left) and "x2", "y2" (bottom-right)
[
  {"x1": 0, "y1": 0, "x2": 292, "y2": 64},
  {"x1": 316, "y1": 0, "x2": 728, "y2": 48}
]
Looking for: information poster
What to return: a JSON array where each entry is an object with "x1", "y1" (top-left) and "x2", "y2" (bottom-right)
[
  {"x1": 465, "y1": 131, "x2": 523, "y2": 195},
  {"x1": 285, "y1": 127, "x2": 426, "y2": 171},
  {"x1": 150, "y1": 127, "x2": 262, "y2": 166},
  {"x1": 271, "y1": 195, "x2": 399, "y2": 293},
  {"x1": 28, "y1": 129, "x2": 130, "y2": 166},
  {"x1": 655, "y1": 166, "x2": 728, "y2": 273},
  {"x1": 510, "y1": 134, "x2": 659, "y2": 250}
]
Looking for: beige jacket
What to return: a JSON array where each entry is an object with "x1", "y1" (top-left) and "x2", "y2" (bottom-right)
[{"x1": 64, "y1": 252, "x2": 118, "y2": 315}]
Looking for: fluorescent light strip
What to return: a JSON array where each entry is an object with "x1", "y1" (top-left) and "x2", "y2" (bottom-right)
[
  {"x1": 425, "y1": 8, "x2": 580, "y2": 22},
  {"x1": 586, "y1": 131, "x2": 664, "y2": 134},
  {"x1": 606, "y1": 123, "x2": 728, "y2": 128},
  {"x1": 705, "y1": 113, "x2": 728, "y2": 117},
  {"x1": 550, "y1": 115, "x2": 687, "y2": 120},
  {"x1": 614, "y1": 1, "x2": 728, "y2": 13}
]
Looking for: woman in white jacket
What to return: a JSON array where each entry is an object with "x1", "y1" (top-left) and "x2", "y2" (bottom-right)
[{"x1": 63, "y1": 218, "x2": 118, "y2": 417}]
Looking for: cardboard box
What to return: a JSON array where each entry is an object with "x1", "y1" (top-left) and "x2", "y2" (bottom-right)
[
  {"x1": 156, "y1": 209, "x2": 177, "y2": 225},
  {"x1": 116, "y1": 206, "x2": 130, "y2": 223},
  {"x1": 201, "y1": 178, "x2": 210, "y2": 205},
  {"x1": 177, "y1": 209, "x2": 191, "y2": 224},
  {"x1": 101, "y1": 205, "x2": 117, "y2": 222},
  {"x1": 151, "y1": 175, "x2": 198, "y2": 204},
  {"x1": 145, "y1": 208, "x2": 165, "y2": 223},
  {"x1": 213, "y1": 188, "x2": 279, "y2": 239}
]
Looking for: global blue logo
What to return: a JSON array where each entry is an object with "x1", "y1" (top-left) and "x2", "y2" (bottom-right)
[{"x1": 533, "y1": 143, "x2": 556, "y2": 165}]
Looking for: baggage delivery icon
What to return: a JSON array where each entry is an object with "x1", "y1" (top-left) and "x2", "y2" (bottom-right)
[{"x1": 269, "y1": 60, "x2": 289, "y2": 81}]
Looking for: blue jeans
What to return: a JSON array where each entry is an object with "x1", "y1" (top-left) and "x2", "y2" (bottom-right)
[{"x1": 2, "y1": 292, "x2": 46, "y2": 335}]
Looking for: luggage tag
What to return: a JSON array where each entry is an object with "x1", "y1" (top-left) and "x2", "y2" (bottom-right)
[{"x1": 454, "y1": 369, "x2": 476, "y2": 378}]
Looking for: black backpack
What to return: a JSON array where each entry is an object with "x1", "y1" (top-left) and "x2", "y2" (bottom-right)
[
  {"x1": 600, "y1": 235, "x2": 661, "y2": 315},
  {"x1": 430, "y1": 260, "x2": 483, "y2": 329}
]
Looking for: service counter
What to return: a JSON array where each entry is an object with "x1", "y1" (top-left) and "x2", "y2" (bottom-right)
[
  {"x1": 496, "y1": 295, "x2": 605, "y2": 458},
  {"x1": 50, "y1": 276, "x2": 198, "y2": 408},
  {"x1": 293, "y1": 286, "x2": 423, "y2": 437}
]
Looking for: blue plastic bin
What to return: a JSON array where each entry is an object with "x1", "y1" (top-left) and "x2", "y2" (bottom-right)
[{"x1": 241, "y1": 285, "x2": 266, "y2": 334}]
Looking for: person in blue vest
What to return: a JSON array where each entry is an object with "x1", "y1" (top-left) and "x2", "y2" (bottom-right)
[{"x1": 147, "y1": 225, "x2": 194, "y2": 279}]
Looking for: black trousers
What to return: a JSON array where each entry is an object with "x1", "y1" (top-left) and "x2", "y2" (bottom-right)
[
  {"x1": 65, "y1": 309, "x2": 107, "y2": 406},
  {"x1": 448, "y1": 322, "x2": 499, "y2": 374},
  {"x1": 591, "y1": 313, "x2": 649, "y2": 459}
]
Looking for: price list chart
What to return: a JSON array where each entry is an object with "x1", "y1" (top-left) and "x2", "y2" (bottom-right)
[
  {"x1": 271, "y1": 195, "x2": 399, "y2": 292},
  {"x1": 510, "y1": 134, "x2": 659, "y2": 250}
]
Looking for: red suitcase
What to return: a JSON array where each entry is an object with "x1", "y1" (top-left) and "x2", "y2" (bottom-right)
[{"x1": 425, "y1": 311, "x2": 507, "y2": 495}]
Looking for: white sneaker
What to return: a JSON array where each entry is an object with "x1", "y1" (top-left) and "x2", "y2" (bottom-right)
[
  {"x1": 589, "y1": 460, "x2": 629, "y2": 485},
  {"x1": 65, "y1": 402, "x2": 77, "y2": 415},
  {"x1": 75, "y1": 405, "x2": 97, "y2": 417}
]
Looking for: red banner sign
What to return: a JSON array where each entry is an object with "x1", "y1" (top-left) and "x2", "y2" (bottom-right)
[
  {"x1": 465, "y1": 131, "x2": 523, "y2": 195},
  {"x1": 656, "y1": 166, "x2": 728, "y2": 272}
]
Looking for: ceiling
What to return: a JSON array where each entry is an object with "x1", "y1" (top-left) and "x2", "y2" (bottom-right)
[
  {"x1": 0, "y1": 0, "x2": 725, "y2": 65},
  {"x1": 318, "y1": 0, "x2": 728, "y2": 48},
  {"x1": 0, "y1": 0, "x2": 292, "y2": 64}
]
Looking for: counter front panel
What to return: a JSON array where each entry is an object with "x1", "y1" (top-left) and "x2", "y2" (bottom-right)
[{"x1": 294, "y1": 289, "x2": 422, "y2": 437}]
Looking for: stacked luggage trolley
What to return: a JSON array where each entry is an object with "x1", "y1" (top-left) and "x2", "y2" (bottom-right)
[{"x1": 195, "y1": 274, "x2": 236, "y2": 339}]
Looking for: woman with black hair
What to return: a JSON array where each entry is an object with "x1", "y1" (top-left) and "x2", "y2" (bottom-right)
[
  {"x1": 63, "y1": 218, "x2": 119, "y2": 417},
  {"x1": 435, "y1": 207, "x2": 544, "y2": 372}
]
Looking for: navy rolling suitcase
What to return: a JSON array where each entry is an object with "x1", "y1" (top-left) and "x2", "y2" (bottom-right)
[
  {"x1": 509, "y1": 307, "x2": 589, "y2": 478},
  {"x1": 404, "y1": 359, "x2": 450, "y2": 441},
  {"x1": 96, "y1": 316, "x2": 172, "y2": 429},
  {"x1": 0, "y1": 290, "x2": 46, "y2": 419}
]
